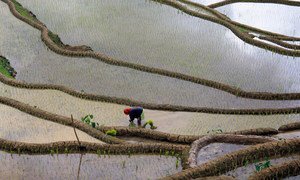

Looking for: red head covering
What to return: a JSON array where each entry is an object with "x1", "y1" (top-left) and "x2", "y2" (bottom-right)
[{"x1": 124, "y1": 108, "x2": 131, "y2": 115}]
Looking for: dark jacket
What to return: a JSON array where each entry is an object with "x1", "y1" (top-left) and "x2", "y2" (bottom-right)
[{"x1": 129, "y1": 107, "x2": 143, "y2": 121}]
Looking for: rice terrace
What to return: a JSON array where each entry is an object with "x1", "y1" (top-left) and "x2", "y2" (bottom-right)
[{"x1": 0, "y1": 0, "x2": 300, "y2": 179}]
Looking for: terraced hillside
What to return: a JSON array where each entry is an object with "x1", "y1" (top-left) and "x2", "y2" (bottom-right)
[{"x1": 0, "y1": 0, "x2": 299, "y2": 179}]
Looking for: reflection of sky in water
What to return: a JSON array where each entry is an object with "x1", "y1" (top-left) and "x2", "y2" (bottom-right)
[
  {"x1": 5, "y1": 2, "x2": 300, "y2": 109},
  {"x1": 14, "y1": 0, "x2": 300, "y2": 94},
  {"x1": 217, "y1": 3, "x2": 300, "y2": 36},
  {"x1": 189, "y1": 0, "x2": 222, "y2": 6},
  {"x1": 0, "y1": 153, "x2": 180, "y2": 179},
  {"x1": 226, "y1": 155, "x2": 300, "y2": 179}
]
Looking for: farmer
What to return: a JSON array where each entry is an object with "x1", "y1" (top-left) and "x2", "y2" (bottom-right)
[{"x1": 124, "y1": 107, "x2": 144, "y2": 126}]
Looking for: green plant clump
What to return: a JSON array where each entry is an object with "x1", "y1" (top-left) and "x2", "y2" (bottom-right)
[
  {"x1": 142, "y1": 120, "x2": 157, "y2": 129},
  {"x1": 105, "y1": 129, "x2": 117, "y2": 136},
  {"x1": 11, "y1": 0, "x2": 37, "y2": 22},
  {"x1": 255, "y1": 159, "x2": 271, "y2": 172},
  {"x1": 81, "y1": 114, "x2": 99, "y2": 128},
  {"x1": 48, "y1": 31, "x2": 64, "y2": 47},
  {"x1": 0, "y1": 56, "x2": 16, "y2": 78}
]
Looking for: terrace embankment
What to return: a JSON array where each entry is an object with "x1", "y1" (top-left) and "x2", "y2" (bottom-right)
[
  {"x1": 279, "y1": 122, "x2": 300, "y2": 132},
  {"x1": 187, "y1": 134, "x2": 275, "y2": 167},
  {"x1": 3, "y1": 0, "x2": 300, "y2": 101},
  {"x1": 0, "y1": 138, "x2": 187, "y2": 155},
  {"x1": 208, "y1": 0, "x2": 300, "y2": 8},
  {"x1": 99, "y1": 126, "x2": 279, "y2": 144}
]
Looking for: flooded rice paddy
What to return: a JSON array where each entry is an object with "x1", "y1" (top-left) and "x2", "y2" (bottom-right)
[
  {"x1": 0, "y1": 152, "x2": 181, "y2": 179},
  {"x1": 0, "y1": 104, "x2": 102, "y2": 143},
  {"x1": 225, "y1": 155, "x2": 300, "y2": 179},
  {"x1": 217, "y1": 3, "x2": 300, "y2": 36},
  {"x1": 0, "y1": 80, "x2": 299, "y2": 135},
  {"x1": 2, "y1": 2, "x2": 300, "y2": 109},
  {"x1": 197, "y1": 143, "x2": 248, "y2": 165},
  {"x1": 13, "y1": 0, "x2": 300, "y2": 93},
  {"x1": 0, "y1": 0, "x2": 300, "y2": 179}
]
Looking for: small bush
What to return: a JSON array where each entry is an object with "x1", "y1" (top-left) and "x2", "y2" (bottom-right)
[
  {"x1": 106, "y1": 129, "x2": 117, "y2": 136},
  {"x1": 142, "y1": 120, "x2": 157, "y2": 129},
  {"x1": 81, "y1": 114, "x2": 99, "y2": 128},
  {"x1": 255, "y1": 159, "x2": 271, "y2": 172},
  {"x1": 48, "y1": 31, "x2": 64, "y2": 47}
]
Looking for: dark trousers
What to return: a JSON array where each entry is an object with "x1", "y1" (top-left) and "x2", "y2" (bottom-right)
[{"x1": 130, "y1": 117, "x2": 142, "y2": 126}]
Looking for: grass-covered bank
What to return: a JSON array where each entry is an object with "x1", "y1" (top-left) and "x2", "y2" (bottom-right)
[
  {"x1": 11, "y1": 0, "x2": 39, "y2": 22},
  {"x1": 0, "y1": 56, "x2": 16, "y2": 78}
]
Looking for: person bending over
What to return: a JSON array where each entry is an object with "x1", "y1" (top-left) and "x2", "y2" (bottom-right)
[{"x1": 124, "y1": 107, "x2": 144, "y2": 126}]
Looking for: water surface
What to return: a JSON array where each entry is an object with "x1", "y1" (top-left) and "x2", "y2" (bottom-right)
[
  {"x1": 197, "y1": 143, "x2": 247, "y2": 165},
  {"x1": 225, "y1": 155, "x2": 300, "y2": 179},
  {"x1": 3, "y1": 2, "x2": 300, "y2": 109},
  {"x1": 217, "y1": 3, "x2": 300, "y2": 36},
  {"x1": 0, "y1": 152, "x2": 181, "y2": 179},
  {"x1": 14, "y1": 0, "x2": 300, "y2": 93}
]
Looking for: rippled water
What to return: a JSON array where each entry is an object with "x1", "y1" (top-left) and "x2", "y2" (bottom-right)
[
  {"x1": 15, "y1": 0, "x2": 300, "y2": 93},
  {"x1": 0, "y1": 104, "x2": 102, "y2": 143},
  {"x1": 197, "y1": 143, "x2": 247, "y2": 165},
  {"x1": 225, "y1": 155, "x2": 300, "y2": 179},
  {"x1": 190, "y1": 0, "x2": 222, "y2": 6},
  {"x1": 0, "y1": 152, "x2": 181, "y2": 179},
  {"x1": 217, "y1": 3, "x2": 300, "y2": 36},
  {"x1": 3, "y1": 2, "x2": 300, "y2": 108},
  {"x1": 0, "y1": 80, "x2": 299, "y2": 136}
]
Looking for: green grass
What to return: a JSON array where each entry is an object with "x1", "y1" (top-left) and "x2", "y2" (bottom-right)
[
  {"x1": 11, "y1": 0, "x2": 38, "y2": 22},
  {"x1": 0, "y1": 57, "x2": 15, "y2": 78},
  {"x1": 11, "y1": 0, "x2": 65, "y2": 47},
  {"x1": 48, "y1": 31, "x2": 64, "y2": 47}
]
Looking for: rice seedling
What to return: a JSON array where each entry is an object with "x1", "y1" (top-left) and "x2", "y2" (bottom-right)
[
  {"x1": 105, "y1": 129, "x2": 117, "y2": 136},
  {"x1": 11, "y1": 0, "x2": 37, "y2": 22},
  {"x1": 255, "y1": 158, "x2": 271, "y2": 172},
  {"x1": 207, "y1": 128, "x2": 223, "y2": 134},
  {"x1": 81, "y1": 114, "x2": 99, "y2": 128},
  {"x1": 142, "y1": 120, "x2": 157, "y2": 129}
]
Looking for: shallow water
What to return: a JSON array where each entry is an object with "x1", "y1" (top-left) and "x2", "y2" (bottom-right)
[
  {"x1": 189, "y1": 0, "x2": 222, "y2": 6},
  {"x1": 0, "y1": 80, "x2": 299, "y2": 136},
  {"x1": 225, "y1": 155, "x2": 300, "y2": 179},
  {"x1": 0, "y1": 152, "x2": 181, "y2": 179},
  {"x1": 217, "y1": 3, "x2": 300, "y2": 36},
  {"x1": 274, "y1": 130, "x2": 300, "y2": 140},
  {"x1": 197, "y1": 143, "x2": 247, "y2": 165},
  {"x1": 2, "y1": 3, "x2": 300, "y2": 109},
  {"x1": 165, "y1": 113, "x2": 300, "y2": 135},
  {"x1": 14, "y1": 0, "x2": 300, "y2": 94},
  {"x1": 0, "y1": 104, "x2": 103, "y2": 143},
  {"x1": 285, "y1": 175, "x2": 300, "y2": 180}
]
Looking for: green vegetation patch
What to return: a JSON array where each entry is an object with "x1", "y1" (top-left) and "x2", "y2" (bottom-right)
[
  {"x1": 11, "y1": 0, "x2": 38, "y2": 22},
  {"x1": 255, "y1": 158, "x2": 271, "y2": 172},
  {"x1": 48, "y1": 31, "x2": 64, "y2": 47},
  {"x1": 142, "y1": 120, "x2": 157, "y2": 129},
  {"x1": 105, "y1": 129, "x2": 117, "y2": 136},
  {"x1": 81, "y1": 114, "x2": 99, "y2": 128},
  {"x1": 0, "y1": 56, "x2": 16, "y2": 78}
]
